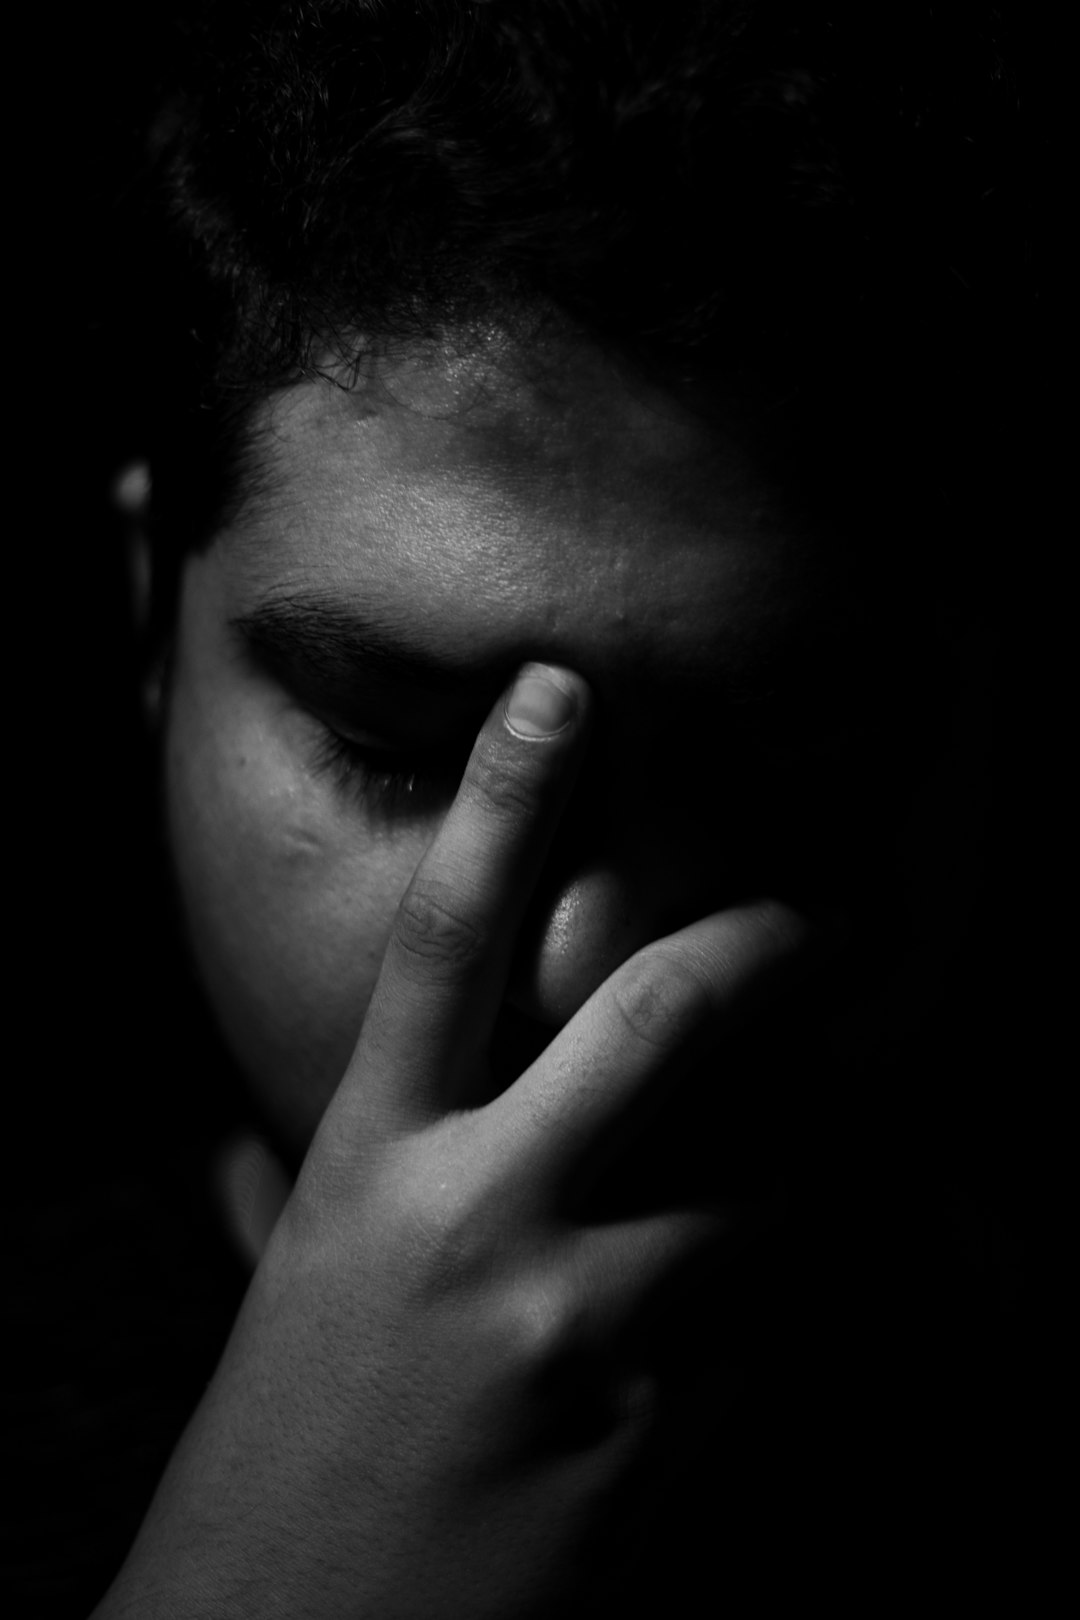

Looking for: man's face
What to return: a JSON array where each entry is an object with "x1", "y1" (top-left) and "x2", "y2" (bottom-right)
[{"x1": 163, "y1": 336, "x2": 922, "y2": 1161}]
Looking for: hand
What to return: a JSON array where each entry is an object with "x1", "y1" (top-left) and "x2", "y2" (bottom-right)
[{"x1": 95, "y1": 664, "x2": 814, "y2": 1620}]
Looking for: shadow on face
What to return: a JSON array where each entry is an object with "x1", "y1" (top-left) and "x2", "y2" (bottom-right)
[{"x1": 155, "y1": 330, "x2": 984, "y2": 1163}]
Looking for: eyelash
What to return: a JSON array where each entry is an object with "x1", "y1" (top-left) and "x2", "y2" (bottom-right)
[{"x1": 311, "y1": 726, "x2": 460, "y2": 817}]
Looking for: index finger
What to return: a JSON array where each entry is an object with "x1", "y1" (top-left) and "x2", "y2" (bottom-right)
[{"x1": 337, "y1": 662, "x2": 591, "y2": 1127}]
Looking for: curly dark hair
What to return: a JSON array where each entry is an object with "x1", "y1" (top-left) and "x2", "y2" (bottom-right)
[{"x1": 98, "y1": 0, "x2": 1023, "y2": 609}]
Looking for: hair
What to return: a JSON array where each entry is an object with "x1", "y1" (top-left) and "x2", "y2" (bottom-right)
[{"x1": 100, "y1": 0, "x2": 1024, "y2": 619}]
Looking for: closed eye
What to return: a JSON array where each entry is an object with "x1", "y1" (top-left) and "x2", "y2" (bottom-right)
[{"x1": 309, "y1": 724, "x2": 463, "y2": 819}]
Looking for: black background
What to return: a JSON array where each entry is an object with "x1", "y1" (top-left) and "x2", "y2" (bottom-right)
[{"x1": 7, "y1": 6, "x2": 1065, "y2": 1612}]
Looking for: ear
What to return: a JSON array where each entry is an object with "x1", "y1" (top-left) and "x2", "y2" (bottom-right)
[
  {"x1": 113, "y1": 459, "x2": 153, "y2": 626},
  {"x1": 111, "y1": 460, "x2": 164, "y2": 723}
]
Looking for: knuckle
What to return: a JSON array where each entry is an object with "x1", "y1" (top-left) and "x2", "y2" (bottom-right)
[
  {"x1": 463, "y1": 739, "x2": 542, "y2": 823},
  {"x1": 496, "y1": 1286, "x2": 626, "y2": 1450},
  {"x1": 383, "y1": 1133, "x2": 497, "y2": 1295},
  {"x1": 393, "y1": 1177, "x2": 477, "y2": 1292},
  {"x1": 609, "y1": 948, "x2": 713, "y2": 1051},
  {"x1": 392, "y1": 880, "x2": 486, "y2": 980},
  {"x1": 497, "y1": 1280, "x2": 584, "y2": 1374}
]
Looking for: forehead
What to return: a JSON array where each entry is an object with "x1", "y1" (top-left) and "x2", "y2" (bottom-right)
[{"x1": 219, "y1": 336, "x2": 844, "y2": 699}]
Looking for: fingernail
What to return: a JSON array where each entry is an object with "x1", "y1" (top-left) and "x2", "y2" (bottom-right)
[{"x1": 505, "y1": 664, "x2": 578, "y2": 738}]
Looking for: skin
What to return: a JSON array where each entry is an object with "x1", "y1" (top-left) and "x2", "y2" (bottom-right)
[
  {"x1": 97, "y1": 331, "x2": 972, "y2": 1616},
  {"x1": 163, "y1": 335, "x2": 903, "y2": 1163}
]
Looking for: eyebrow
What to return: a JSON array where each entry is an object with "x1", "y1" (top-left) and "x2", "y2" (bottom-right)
[
  {"x1": 229, "y1": 595, "x2": 508, "y2": 703},
  {"x1": 229, "y1": 587, "x2": 859, "y2": 737}
]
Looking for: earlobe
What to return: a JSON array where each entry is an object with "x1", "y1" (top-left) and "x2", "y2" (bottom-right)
[
  {"x1": 113, "y1": 459, "x2": 153, "y2": 630},
  {"x1": 112, "y1": 459, "x2": 165, "y2": 725}
]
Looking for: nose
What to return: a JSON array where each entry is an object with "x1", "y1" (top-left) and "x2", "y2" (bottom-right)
[
  {"x1": 500, "y1": 706, "x2": 787, "y2": 1031},
  {"x1": 504, "y1": 865, "x2": 657, "y2": 1025},
  {"x1": 503, "y1": 806, "x2": 732, "y2": 1027}
]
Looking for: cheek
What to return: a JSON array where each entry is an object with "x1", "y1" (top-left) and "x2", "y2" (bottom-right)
[{"x1": 164, "y1": 679, "x2": 431, "y2": 1155}]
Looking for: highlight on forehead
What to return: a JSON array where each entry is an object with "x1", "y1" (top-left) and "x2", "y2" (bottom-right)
[
  {"x1": 296, "y1": 306, "x2": 762, "y2": 464},
  {"x1": 238, "y1": 332, "x2": 796, "y2": 582}
]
